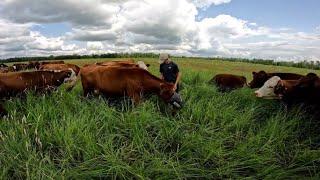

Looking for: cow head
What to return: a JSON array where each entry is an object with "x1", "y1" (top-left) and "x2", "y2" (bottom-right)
[
  {"x1": 254, "y1": 76, "x2": 281, "y2": 99},
  {"x1": 136, "y1": 61, "x2": 150, "y2": 70},
  {"x1": 63, "y1": 68, "x2": 77, "y2": 83},
  {"x1": 274, "y1": 80, "x2": 286, "y2": 98},
  {"x1": 249, "y1": 71, "x2": 269, "y2": 88},
  {"x1": 274, "y1": 80, "x2": 299, "y2": 99},
  {"x1": 160, "y1": 83, "x2": 183, "y2": 109}
]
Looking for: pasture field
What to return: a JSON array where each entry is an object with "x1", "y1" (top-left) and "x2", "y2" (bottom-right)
[{"x1": 1, "y1": 58, "x2": 320, "y2": 179}]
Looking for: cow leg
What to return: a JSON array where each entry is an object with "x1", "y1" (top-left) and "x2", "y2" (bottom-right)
[
  {"x1": 81, "y1": 81, "x2": 93, "y2": 97},
  {"x1": 83, "y1": 87, "x2": 93, "y2": 97},
  {"x1": 127, "y1": 89, "x2": 141, "y2": 105},
  {"x1": 0, "y1": 103, "x2": 7, "y2": 117},
  {"x1": 132, "y1": 93, "x2": 141, "y2": 104}
]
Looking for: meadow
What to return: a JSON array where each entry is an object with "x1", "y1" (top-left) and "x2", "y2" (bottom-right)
[{"x1": 1, "y1": 57, "x2": 320, "y2": 179}]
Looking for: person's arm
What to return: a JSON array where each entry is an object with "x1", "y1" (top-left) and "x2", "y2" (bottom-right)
[
  {"x1": 173, "y1": 64, "x2": 181, "y2": 91},
  {"x1": 159, "y1": 64, "x2": 164, "y2": 80}
]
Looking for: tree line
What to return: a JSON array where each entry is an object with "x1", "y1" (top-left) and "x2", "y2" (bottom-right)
[{"x1": 1, "y1": 53, "x2": 319, "y2": 70}]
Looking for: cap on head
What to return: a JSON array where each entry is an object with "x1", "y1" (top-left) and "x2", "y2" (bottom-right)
[{"x1": 159, "y1": 53, "x2": 170, "y2": 63}]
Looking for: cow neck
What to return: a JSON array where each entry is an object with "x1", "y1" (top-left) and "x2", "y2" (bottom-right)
[{"x1": 142, "y1": 71, "x2": 167, "y2": 95}]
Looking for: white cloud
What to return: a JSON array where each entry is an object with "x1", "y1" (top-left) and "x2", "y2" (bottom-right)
[
  {"x1": 0, "y1": 0, "x2": 319, "y2": 61},
  {"x1": 67, "y1": 28, "x2": 117, "y2": 41},
  {"x1": 0, "y1": 0, "x2": 119, "y2": 27},
  {"x1": 0, "y1": 19, "x2": 81, "y2": 58},
  {"x1": 87, "y1": 42, "x2": 104, "y2": 51},
  {"x1": 191, "y1": 0, "x2": 231, "y2": 8}
]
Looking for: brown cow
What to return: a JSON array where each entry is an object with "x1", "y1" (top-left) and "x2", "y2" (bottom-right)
[
  {"x1": 0, "y1": 64, "x2": 8, "y2": 68},
  {"x1": 274, "y1": 73, "x2": 320, "y2": 107},
  {"x1": 67, "y1": 61, "x2": 150, "y2": 91},
  {"x1": 0, "y1": 70, "x2": 74, "y2": 98},
  {"x1": 274, "y1": 79, "x2": 299, "y2": 99},
  {"x1": 27, "y1": 61, "x2": 41, "y2": 69},
  {"x1": 96, "y1": 60, "x2": 150, "y2": 70},
  {"x1": 0, "y1": 66, "x2": 14, "y2": 73},
  {"x1": 12, "y1": 63, "x2": 28, "y2": 71},
  {"x1": 249, "y1": 71, "x2": 304, "y2": 88},
  {"x1": 209, "y1": 74, "x2": 247, "y2": 92},
  {"x1": 0, "y1": 69, "x2": 9, "y2": 73},
  {"x1": 40, "y1": 60, "x2": 65, "y2": 65},
  {"x1": 80, "y1": 65, "x2": 182, "y2": 108},
  {"x1": 39, "y1": 63, "x2": 81, "y2": 75},
  {"x1": 0, "y1": 70, "x2": 74, "y2": 116}
]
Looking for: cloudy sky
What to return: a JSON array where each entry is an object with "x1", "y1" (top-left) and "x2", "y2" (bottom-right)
[{"x1": 0, "y1": 0, "x2": 319, "y2": 61}]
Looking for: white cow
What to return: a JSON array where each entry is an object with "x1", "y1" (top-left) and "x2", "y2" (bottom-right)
[{"x1": 255, "y1": 76, "x2": 281, "y2": 99}]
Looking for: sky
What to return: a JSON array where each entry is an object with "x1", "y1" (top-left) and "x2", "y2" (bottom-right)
[{"x1": 0, "y1": 0, "x2": 319, "y2": 61}]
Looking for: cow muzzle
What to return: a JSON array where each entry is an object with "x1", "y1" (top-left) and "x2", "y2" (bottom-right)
[{"x1": 169, "y1": 92, "x2": 183, "y2": 109}]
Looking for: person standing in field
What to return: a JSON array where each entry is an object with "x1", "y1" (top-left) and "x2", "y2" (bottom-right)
[{"x1": 159, "y1": 53, "x2": 182, "y2": 92}]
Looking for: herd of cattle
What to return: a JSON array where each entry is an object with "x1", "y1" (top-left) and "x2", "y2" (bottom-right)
[
  {"x1": 210, "y1": 71, "x2": 320, "y2": 111},
  {"x1": 0, "y1": 59, "x2": 184, "y2": 116},
  {"x1": 0, "y1": 59, "x2": 319, "y2": 117}
]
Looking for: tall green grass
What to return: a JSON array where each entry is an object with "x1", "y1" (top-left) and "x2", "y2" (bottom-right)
[{"x1": 1, "y1": 60, "x2": 320, "y2": 179}]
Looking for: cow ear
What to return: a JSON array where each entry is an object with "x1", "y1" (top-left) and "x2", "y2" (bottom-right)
[
  {"x1": 306, "y1": 73, "x2": 318, "y2": 78},
  {"x1": 146, "y1": 64, "x2": 150, "y2": 67},
  {"x1": 252, "y1": 72, "x2": 256, "y2": 75},
  {"x1": 307, "y1": 73, "x2": 319, "y2": 82}
]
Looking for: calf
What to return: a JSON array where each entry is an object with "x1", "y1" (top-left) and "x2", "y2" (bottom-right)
[
  {"x1": 209, "y1": 74, "x2": 247, "y2": 92},
  {"x1": 80, "y1": 65, "x2": 182, "y2": 109},
  {"x1": 249, "y1": 71, "x2": 304, "y2": 88}
]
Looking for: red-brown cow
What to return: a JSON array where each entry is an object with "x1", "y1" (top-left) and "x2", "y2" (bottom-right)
[
  {"x1": 67, "y1": 61, "x2": 150, "y2": 91},
  {"x1": 27, "y1": 61, "x2": 41, "y2": 69},
  {"x1": 0, "y1": 70, "x2": 74, "y2": 116},
  {"x1": 0, "y1": 66, "x2": 14, "y2": 73},
  {"x1": 209, "y1": 74, "x2": 247, "y2": 92},
  {"x1": 39, "y1": 63, "x2": 80, "y2": 75},
  {"x1": 0, "y1": 70, "x2": 74, "y2": 98},
  {"x1": 0, "y1": 64, "x2": 8, "y2": 68},
  {"x1": 12, "y1": 63, "x2": 28, "y2": 71},
  {"x1": 249, "y1": 71, "x2": 304, "y2": 88},
  {"x1": 274, "y1": 73, "x2": 320, "y2": 107},
  {"x1": 95, "y1": 60, "x2": 150, "y2": 70},
  {"x1": 40, "y1": 60, "x2": 65, "y2": 65},
  {"x1": 80, "y1": 65, "x2": 182, "y2": 108}
]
